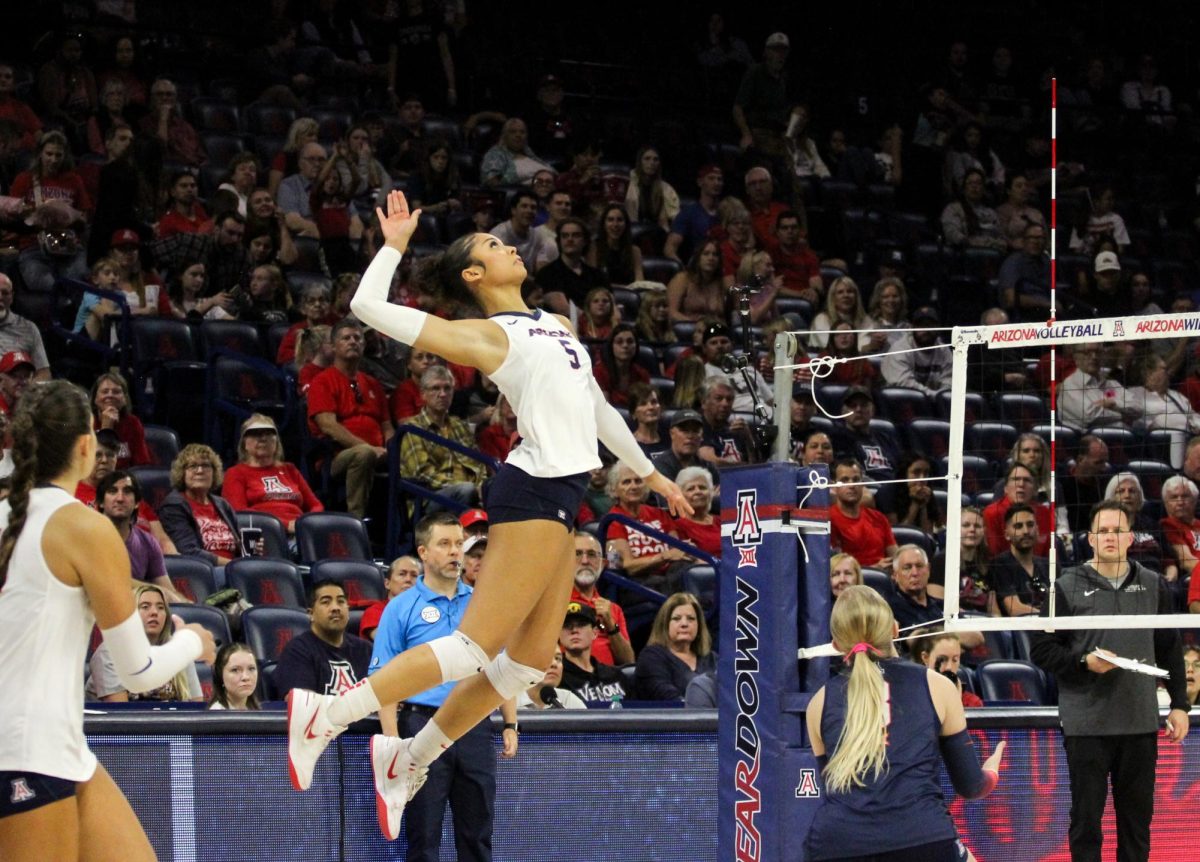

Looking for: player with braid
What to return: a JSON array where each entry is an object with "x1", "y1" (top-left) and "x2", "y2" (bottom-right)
[
  {"x1": 286, "y1": 191, "x2": 692, "y2": 839},
  {"x1": 0, "y1": 380, "x2": 216, "y2": 861}
]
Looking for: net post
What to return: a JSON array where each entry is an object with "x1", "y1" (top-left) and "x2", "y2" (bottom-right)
[
  {"x1": 771, "y1": 330, "x2": 797, "y2": 463},
  {"x1": 943, "y1": 329, "x2": 970, "y2": 619}
]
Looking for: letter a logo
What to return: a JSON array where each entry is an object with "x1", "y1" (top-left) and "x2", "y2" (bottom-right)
[
  {"x1": 9, "y1": 778, "x2": 35, "y2": 803},
  {"x1": 732, "y1": 489, "x2": 762, "y2": 568},
  {"x1": 794, "y1": 768, "x2": 820, "y2": 798}
]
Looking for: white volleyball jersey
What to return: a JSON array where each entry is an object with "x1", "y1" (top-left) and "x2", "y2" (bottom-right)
[
  {"x1": 488, "y1": 310, "x2": 603, "y2": 477},
  {"x1": 0, "y1": 487, "x2": 98, "y2": 781}
]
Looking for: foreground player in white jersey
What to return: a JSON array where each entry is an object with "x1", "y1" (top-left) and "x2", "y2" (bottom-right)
[
  {"x1": 287, "y1": 191, "x2": 692, "y2": 838},
  {"x1": 0, "y1": 380, "x2": 216, "y2": 861}
]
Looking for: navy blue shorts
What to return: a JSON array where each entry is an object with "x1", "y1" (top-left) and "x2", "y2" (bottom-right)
[
  {"x1": 0, "y1": 771, "x2": 75, "y2": 818},
  {"x1": 483, "y1": 464, "x2": 588, "y2": 530}
]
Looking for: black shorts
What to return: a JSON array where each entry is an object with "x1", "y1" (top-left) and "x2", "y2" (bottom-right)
[
  {"x1": 0, "y1": 771, "x2": 75, "y2": 818},
  {"x1": 818, "y1": 838, "x2": 969, "y2": 862},
  {"x1": 483, "y1": 464, "x2": 588, "y2": 530}
]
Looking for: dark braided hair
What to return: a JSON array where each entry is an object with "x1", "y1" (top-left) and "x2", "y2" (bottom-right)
[{"x1": 0, "y1": 380, "x2": 93, "y2": 587}]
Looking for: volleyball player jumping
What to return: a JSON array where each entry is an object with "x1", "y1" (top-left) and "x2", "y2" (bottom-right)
[
  {"x1": 0, "y1": 381, "x2": 216, "y2": 861},
  {"x1": 286, "y1": 191, "x2": 691, "y2": 838}
]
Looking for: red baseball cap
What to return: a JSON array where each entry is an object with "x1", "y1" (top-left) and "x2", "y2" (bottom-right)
[
  {"x1": 0, "y1": 351, "x2": 34, "y2": 374},
  {"x1": 696, "y1": 163, "x2": 722, "y2": 180},
  {"x1": 459, "y1": 509, "x2": 488, "y2": 529},
  {"x1": 110, "y1": 228, "x2": 140, "y2": 248}
]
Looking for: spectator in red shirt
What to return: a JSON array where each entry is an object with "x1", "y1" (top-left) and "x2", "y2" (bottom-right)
[
  {"x1": 719, "y1": 199, "x2": 756, "y2": 288},
  {"x1": 294, "y1": 324, "x2": 333, "y2": 395},
  {"x1": 766, "y1": 209, "x2": 821, "y2": 304},
  {"x1": 91, "y1": 371, "x2": 151, "y2": 468},
  {"x1": 568, "y1": 531, "x2": 634, "y2": 665},
  {"x1": 592, "y1": 323, "x2": 651, "y2": 408},
  {"x1": 389, "y1": 346, "x2": 440, "y2": 422},
  {"x1": 141, "y1": 78, "x2": 206, "y2": 167},
  {"x1": 829, "y1": 457, "x2": 899, "y2": 570},
  {"x1": 605, "y1": 461, "x2": 690, "y2": 593},
  {"x1": 276, "y1": 283, "x2": 339, "y2": 365},
  {"x1": 11, "y1": 130, "x2": 91, "y2": 293},
  {"x1": 744, "y1": 166, "x2": 788, "y2": 249},
  {"x1": 672, "y1": 466, "x2": 721, "y2": 559},
  {"x1": 475, "y1": 394, "x2": 517, "y2": 463},
  {"x1": 0, "y1": 63, "x2": 41, "y2": 150},
  {"x1": 359, "y1": 555, "x2": 421, "y2": 640},
  {"x1": 159, "y1": 444, "x2": 246, "y2": 565},
  {"x1": 1160, "y1": 476, "x2": 1200, "y2": 611},
  {"x1": 307, "y1": 319, "x2": 394, "y2": 517},
  {"x1": 156, "y1": 170, "x2": 212, "y2": 239},
  {"x1": 222, "y1": 413, "x2": 324, "y2": 537},
  {"x1": 983, "y1": 462, "x2": 1053, "y2": 557}
]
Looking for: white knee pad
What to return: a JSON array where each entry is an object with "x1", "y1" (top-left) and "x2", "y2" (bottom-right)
[
  {"x1": 483, "y1": 651, "x2": 545, "y2": 700},
  {"x1": 426, "y1": 631, "x2": 489, "y2": 682}
]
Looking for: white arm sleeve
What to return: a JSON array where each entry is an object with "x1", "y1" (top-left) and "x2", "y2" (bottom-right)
[
  {"x1": 100, "y1": 612, "x2": 203, "y2": 694},
  {"x1": 588, "y1": 375, "x2": 655, "y2": 478},
  {"x1": 348, "y1": 246, "x2": 428, "y2": 345}
]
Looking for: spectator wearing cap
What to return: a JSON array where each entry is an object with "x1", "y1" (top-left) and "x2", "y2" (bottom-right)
[
  {"x1": 636, "y1": 592, "x2": 716, "y2": 702},
  {"x1": 1089, "y1": 251, "x2": 1133, "y2": 318},
  {"x1": 91, "y1": 371, "x2": 151, "y2": 468},
  {"x1": 307, "y1": 318, "x2": 393, "y2": 518},
  {"x1": 652, "y1": 408, "x2": 721, "y2": 489},
  {"x1": 767, "y1": 209, "x2": 822, "y2": 304},
  {"x1": 0, "y1": 277, "x2": 49, "y2": 382},
  {"x1": 1059, "y1": 343, "x2": 1141, "y2": 430},
  {"x1": 569, "y1": 532, "x2": 633, "y2": 666},
  {"x1": 559, "y1": 601, "x2": 630, "y2": 703},
  {"x1": 460, "y1": 532, "x2": 488, "y2": 588},
  {"x1": 697, "y1": 374, "x2": 755, "y2": 466},
  {"x1": 879, "y1": 306, "x2": 952, "y2": 396},
  {"x1": 830, "y1": 387, "x2": 901, "y2": 510},
  {"x1": 733, "y1": 33, "x2": 796, "y2": 180},
  {"x1": 156, "y1": 170, "x2": 212, "y2": 239},
  {"x1": 664, "y1": 164, "x2": 724, "y2": 263},
  {"x1": 103, "y1": 230, "x2": 173, "y2": 318},
  {"x1": 398, "y1": 365, "x2": 484, "y2": 511},
  {"x1": 700, "y1": 323, "x2": 774, "y2": 422},
  {"x1": 535, "y1": 215, "x2": 607, "y2": 315},
  {"x1": 358, "y1": 555, "x2": 420, "y2": 641},
  {"x1": 222, "y1": 413, "x2": 324, "y2": 536},
  {"x1": 829, "y1": 457, "x2": 899, "y2": 571},
  {"x1": 0, "y1": 351, "x2": 34, "y2": 417},
  {"x1": 459, "y1": 508, "x2": 488, "y2": 539},
  {"x1": 95, "y1": 469, "x2": 184, "y2": 603},
  {"x1": 526, "y1": 73, "x2": 581, "y2": 163},
  {"x1": 371, "y1": 511, "x2": 518, "y2": 861}
]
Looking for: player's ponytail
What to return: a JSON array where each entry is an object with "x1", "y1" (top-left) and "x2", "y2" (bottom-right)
[
  {"x1": 823, "y1": 585, "x2": 895, "y2": 794},
  {"x1": 416, "y1": 233, "x2": 485, "y2": 312},
  {"x1": 0, "y1": 380, "x2": 93, "y2": 588}
]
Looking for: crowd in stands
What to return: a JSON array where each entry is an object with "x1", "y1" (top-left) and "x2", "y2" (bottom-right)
[{"x1": 2, "y1": 4, "x2": 1200, "y2": 709}]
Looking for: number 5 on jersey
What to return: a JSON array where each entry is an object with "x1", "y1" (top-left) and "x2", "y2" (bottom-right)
[{"x1": 558, "y1": 339, "x2": 580, "y2": 369}]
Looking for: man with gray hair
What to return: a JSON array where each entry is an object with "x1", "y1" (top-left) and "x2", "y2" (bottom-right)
[
  {"x1": 0, "y1": 275, "x2": 51, "y2": 381},
  {"x1": 1160, "y1": 475, "x2": 1200, "y2": 611},
  {"x1": 397, "y1": 365, "x2": 483, "y2": 510},
  {"x1": 889, "y1": 543, "x2": 984, "y2": 648},
  {"x1": 743, "y1": 166, "x2": 788, "y2": 248},
  {"x1": 698, "y1": 374, "x2": 755, "y2": 467},
  {"x1": 278, "y1": 141, "x2": 328, "y2": 238}
]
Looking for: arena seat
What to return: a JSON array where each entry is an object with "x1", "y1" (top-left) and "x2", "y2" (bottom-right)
[
  {"x1": 937, "y1": 390, "x2": 986, "y2": 423},
  {"x1": 200, "y1": 319, "x2": 264, "y2": 360},
  {"x1": 190, "y1": 97, "x2": 240, "y2": 132},
  {"x1": 165, "y1": 556, "x2": 216, "y2": 605},
  {"x1": 965, "y1": 422, "x2": 1019, "y2": 464},
  {"x1": 879, "y1": 387, "x2": 933, "y2": 425},
  {"x1": 642, "y1": 256, "x2": 681, "y2": 285},
  {"x1": 243, "y1": 102, "x2": 296, "y2": 136},
  {"x1": 224, "y1": 559, "x2": 306, "y2": 608},
  {"x1": 143, "y1": 424, "x2": 181, "y2": 468},
  {"x1": 128, "y1": 317, "x2": 204, "y2": 419},
  {"x1": 975, "y1": 660, "x2": 1050, "y2": 705},
  {"x1": 1088, "y1": 426, "x2": 1139, "y2": 465},
  {"x1": 906, "y1": 419, "x2": 951, "y2": 460},
  {"x1": 242, "y1": 607, "x2": 311, "y2": 666},
  {"x1": 234, "y1": 511, "x2": 290, "y2": 561},
  {"x1": 205, "y1": 352, "x2": 293, "y2": 455},
  {"x1": 681, "y1": 565, "x2": 717, "y2": 629},
  {"x1": 861, "y1": 568, "x2": 892, "y2": 599},
  {"x1": 952, "y1": 454, "x2": 994, "y2": 499},
  {"x1": 173, "y1": 604, "x2": 233, "y2": 651},
  {"x1": 890, "y1": 526, "x2": 934, "y2": 557},
  {"x1": 310, "y1": 108, "x2": 353, "y2": 142},
  {"x1": 993, "y1": 393, "x2": 1050, "y2": 431},
  {"x1": 194, "y1": 661, "x2": 214, "y2": 702},
  {"x1": 295, "y1": 512, "x2": 372, "y2": 564},
  {"x1": 128, "y1": 466, "x2": 172, "y2": 514},
  {"x1": 309, "y1": 560, "x2": 386, "y2": 603},
  {"x1": 1126, "y1": 459, "x2": 1175, "y2": 501},
  {"x1": 421, "y1": 115, "x2": 462, "y2": 149},
  {"x1": 199, "y1": 131, "x2": 247, "y2": 166},
  {"x1": 1031, "y1": 425, "x2": 1079, "y2": 464}
]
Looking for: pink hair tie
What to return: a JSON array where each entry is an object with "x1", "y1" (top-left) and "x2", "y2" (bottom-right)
[{"x1": 843, "y1": 642, "x2": 883, "y2": 665}]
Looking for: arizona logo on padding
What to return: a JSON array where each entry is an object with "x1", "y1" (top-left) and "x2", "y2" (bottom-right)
[{"x1": 731, "y1": 489, "x2": 762, "y2": 568}]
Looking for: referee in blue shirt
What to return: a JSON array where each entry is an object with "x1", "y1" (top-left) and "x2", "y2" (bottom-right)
[{"x1": 370, "y1": 511, "x2": 519, "y2": 861}]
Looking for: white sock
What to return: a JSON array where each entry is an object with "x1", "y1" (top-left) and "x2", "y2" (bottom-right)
[
  {"x1": 328, "y1": 678, "x2": 381, "y2": 726},
  {"x1": 408, "y1": 718, "x2": 453, "y2": 767}
]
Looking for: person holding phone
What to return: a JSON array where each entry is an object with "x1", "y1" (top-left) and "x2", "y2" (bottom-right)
[{"x1": 909, "y1": 627, "x2": 983, "y2": 708}]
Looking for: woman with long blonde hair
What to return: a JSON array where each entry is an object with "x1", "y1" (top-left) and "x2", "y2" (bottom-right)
[{"x1": 804, "y1": 586, "x2": 1004, "y2": 861}]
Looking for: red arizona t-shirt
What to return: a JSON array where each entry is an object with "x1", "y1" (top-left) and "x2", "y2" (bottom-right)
[
  {"x1": 306, "y1": 367, "x2": 388, "y2": 447},
  {"x1": 222, "y1": 462, "x2": 323, "y2": 525},
  {"x1": 187, "y1": 498, "x2": 238, "y2": 558}
]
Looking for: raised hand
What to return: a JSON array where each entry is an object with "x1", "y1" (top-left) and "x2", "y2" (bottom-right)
[
  {"x1": 375, "y1": 189, "x2": 423, "y2": 252},
  {"x1": 645, "y1": 471, "x2": 694, "y2": 519}
]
